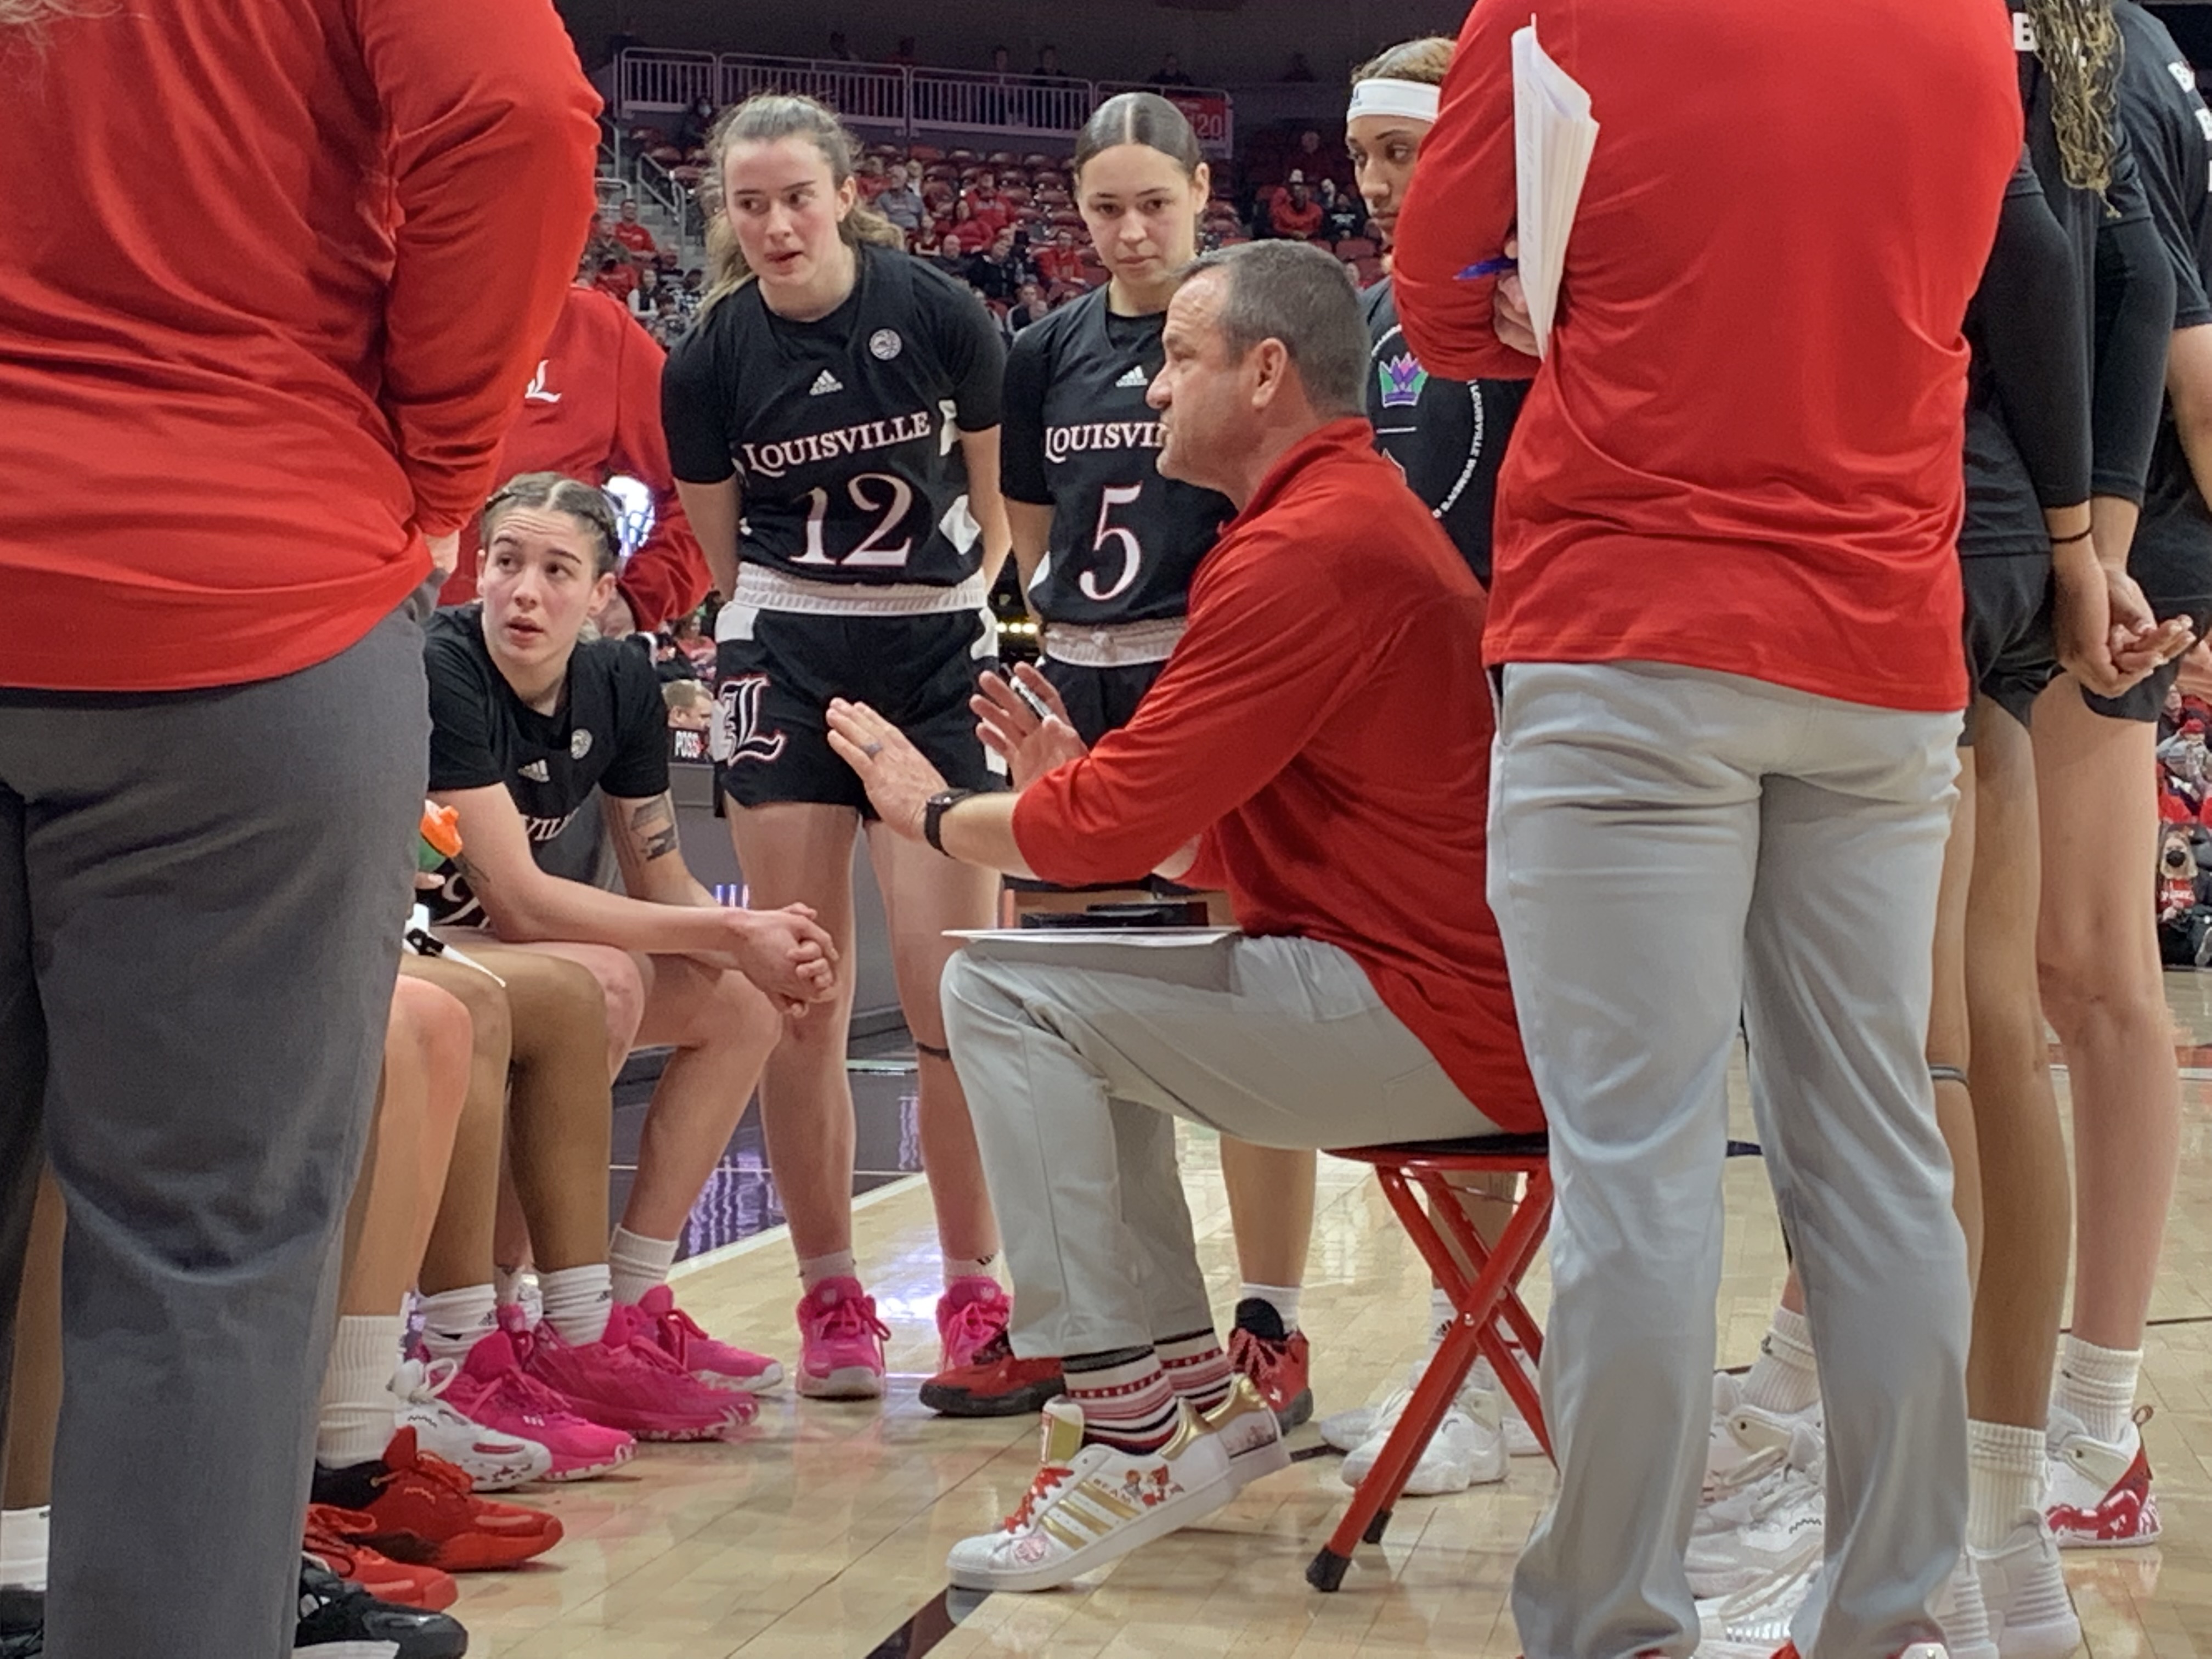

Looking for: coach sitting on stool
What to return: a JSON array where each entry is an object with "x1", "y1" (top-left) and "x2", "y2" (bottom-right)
[{"x1": 826, "y1": 239, "x2": 1540, "y2": 1595}]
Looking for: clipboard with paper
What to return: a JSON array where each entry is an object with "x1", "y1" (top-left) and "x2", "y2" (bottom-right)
[{"x1": 1510, "y1": 18, "x2": 1599, "y2": 358}]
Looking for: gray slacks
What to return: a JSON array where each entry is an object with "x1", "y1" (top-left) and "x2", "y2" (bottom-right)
[
  {"x1": 0, "y1": 605, "x2": 426, "y2": 1658},
  {"x1": 1492, "y1": 662, "x2": 1968, "y2": 1659},
  {"x1": 941, "y1": 931, "x2": 1504, "y2": 1359}
]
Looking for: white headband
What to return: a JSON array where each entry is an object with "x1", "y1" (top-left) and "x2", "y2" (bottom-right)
[{"x1": 1347, "y1": 77, "x2": 1441, "y2": 126}]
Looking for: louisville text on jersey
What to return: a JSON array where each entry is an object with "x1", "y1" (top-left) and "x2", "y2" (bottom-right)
[
  {"x1": 739, "y1": 410, "x2": 934, "y2": 479},
  {"x1": 1043, "y1": 420, "x2": 1166, "y2": 465}
]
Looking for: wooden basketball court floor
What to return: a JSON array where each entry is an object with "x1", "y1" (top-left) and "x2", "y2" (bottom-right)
[{"x1": 454, "y1": 973, "x2": 2212, "y2": 1658}]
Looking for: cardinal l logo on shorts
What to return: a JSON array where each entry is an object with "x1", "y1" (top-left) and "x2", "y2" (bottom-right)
[{"x1": 713, "y1": 674, "x2": 788, "y2": 767}]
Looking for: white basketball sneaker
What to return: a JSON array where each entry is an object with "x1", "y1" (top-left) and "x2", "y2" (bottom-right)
[
  {"x1": 1339, "y1": 1385, "x2": 1508, "y2": 1496},
  {"x1": 1686, "y1": 1424, "x2": 1824, "y2": 1598},
  {"x1": 392, "y1": 1356, "x2": 553, "y2": 1492},
  {"x1": 945, "y1": 1398, "x2": 1235, "y2": 1593},
  {"x1": 2044, "y1": 1402, "x2": 2159, "y2": 1549},
  {"x1": 1708, "y1": 1369, "x2": 1824, "y2": 1483},
  {"x1": 1976, "y1": 1517, "x2": 2083, "y2": 1659}
]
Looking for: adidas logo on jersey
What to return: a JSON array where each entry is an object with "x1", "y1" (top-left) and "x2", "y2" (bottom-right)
[
  {"x1": 518, "y1": 760, "x2": 550, "y2": 782},
  {"x1": 1115, "y1": 364, "x2": 1150, "y2": 389},
  {"x1": 809, "y1": 370, "x2": 845, "y2": 396}
]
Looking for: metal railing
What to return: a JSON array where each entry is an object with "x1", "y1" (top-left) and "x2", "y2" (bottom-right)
[{"x1": 614, "y1": 49, "x2": 1233, "y2": 155}]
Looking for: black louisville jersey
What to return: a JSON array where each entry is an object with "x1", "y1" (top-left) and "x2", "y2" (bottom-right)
[
  {"x1": 1362, "y1": 278, "x2": 1528, "y2": 588},
  {"x1": 1961, "y1": 156, "x2": 2067, "y2": 558},
  {"x1": 1000, "y1": 287, "x2": 1235, "y2": 626},
  {"x1": 2117, "y1": 0, "x2": 2212, "y2": 591},
  {"x1": 662, "y1": 242, "x2": 1007, "y2": 587},
  {"x1": 422, "y1": 606, "x2": 669, "y2": 926}
]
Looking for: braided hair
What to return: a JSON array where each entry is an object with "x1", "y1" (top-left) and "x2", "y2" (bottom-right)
[{"x1": 2024, "y1": 0, "x2": 2121, "y2": 198}]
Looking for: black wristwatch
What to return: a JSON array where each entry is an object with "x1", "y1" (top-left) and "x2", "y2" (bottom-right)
[{"x1": 924, "y1": 788, "x2": 981, "y2": 855}]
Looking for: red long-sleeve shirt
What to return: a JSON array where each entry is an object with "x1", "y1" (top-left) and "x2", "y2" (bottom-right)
[
  {"x1": 1392, "y1": 0, "x2": 2022, "y2": 714},
  {"x1": 0, "y1": 0, "x2": 600, "y2": 692},
  {"x1": 438, "y1": 286, "x2": 709, "y2": 631},
  {"x1": 1012, "y1": 420, "x2": 1542, "y2": 1133}
]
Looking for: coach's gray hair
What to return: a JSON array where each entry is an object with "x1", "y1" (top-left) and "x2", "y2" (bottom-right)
[{"x1": 1176, "y1": 241, "x2": 1369, "y2": 416}]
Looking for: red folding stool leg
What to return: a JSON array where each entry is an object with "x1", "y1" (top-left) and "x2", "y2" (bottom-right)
[
  {"x1": 1425, "y1": 1166, "x2": 1555, "y2": 1458},
  {"x1": 1307, "y1": 1165, "x2": 1551, "y2": 1590}
]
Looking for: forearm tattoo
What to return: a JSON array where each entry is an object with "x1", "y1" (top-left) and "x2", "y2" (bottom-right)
[{"x1": 627, "y1": 793, "x2": 681, "y2": 862}]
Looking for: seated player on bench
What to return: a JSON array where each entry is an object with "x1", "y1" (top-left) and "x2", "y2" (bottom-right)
[{"x1": 826, "y1": 241, "x2": 1541, "y2": 1592}]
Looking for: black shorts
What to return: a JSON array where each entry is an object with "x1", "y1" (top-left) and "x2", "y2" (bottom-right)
[
  {"x1": 2079, "y1": 522, "x2": 2212, "y2": 724},
  {"x1": 1006, "y1": 655, "x2": 1190, "y2": 896},
  {"x1": 1961, "y1": 551, "x2": 2057, "y2": 742},
  {"x1": 711, "y1": 605, "x2": 1003, "y2": 814}
]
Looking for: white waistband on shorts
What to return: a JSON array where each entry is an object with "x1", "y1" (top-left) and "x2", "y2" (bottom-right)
[
  {"x1": 1040, "y1": 616, "x2": 1189, "y2": 669},
  {"x1": 730, "y1": 563, "x2": 987, "y2": 617}
]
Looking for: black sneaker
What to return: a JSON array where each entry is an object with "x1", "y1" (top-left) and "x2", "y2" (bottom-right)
[
  {"x1": 0, "y1": 1588, "x2": 38, "y2": 1659},
  {"x1": 294, "y1": 1556, "x2": 467, "y2": 1659}
]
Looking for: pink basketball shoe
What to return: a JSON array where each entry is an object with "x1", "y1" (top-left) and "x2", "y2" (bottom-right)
[
  {"x1": 795, "y1": 1277, "x2": 890, "y2": 1400},
  {"x1": 936, "y1": 1277, "x2": 1012, "y2": 1374},
  {"x1": 445, "y1": 1329, "x2": 636, "y2": 1482},
  {"x1": 620, "y1": 1285, "x2": 785, "y2": 1393},
  {"x1": 510, "y1": 1310, "x2": 755, "y2": 1441}
]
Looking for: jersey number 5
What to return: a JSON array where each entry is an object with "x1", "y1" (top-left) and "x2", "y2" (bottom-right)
[
  {"x1": 795, "y1": 472, "x2": 915, "y2": 569},
  {"x1": 1081, "y1": 483, "x2": 1144, "y2": 602}
]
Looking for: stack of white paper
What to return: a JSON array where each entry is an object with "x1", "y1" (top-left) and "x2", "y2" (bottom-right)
[{"x1": 1512, "y1": 18, "x2": 1600, "y2": 358}]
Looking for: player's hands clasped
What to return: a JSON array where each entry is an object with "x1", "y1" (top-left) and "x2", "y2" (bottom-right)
[{"x1": 723, "y1": 902, "x2": 839, "y2": 1016}]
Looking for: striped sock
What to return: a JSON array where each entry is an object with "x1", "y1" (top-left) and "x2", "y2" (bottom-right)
[
  {"x1": 1156, "y1": 1327, "x2": 1234, "y2": 1414},
  {"x1": 1064, "y1": 1346, "x2": 1180, "y2": 1453}
]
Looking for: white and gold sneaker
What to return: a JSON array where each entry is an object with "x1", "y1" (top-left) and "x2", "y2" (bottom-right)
[
  {"x1": 946, "y1": 1397, "x2": 1235, "y2": 1593},
  {"x1": 1204, "y1": 1375, "x2": 1290, "y2": 1490}
]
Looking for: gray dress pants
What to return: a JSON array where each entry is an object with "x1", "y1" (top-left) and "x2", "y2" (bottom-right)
[
  {"x1": 0, "y1": 605, "x2": 426, "y2": 1658},
  {"x1": 941, "y1": 931, "x2": 1504, "y2": 1361},
  {"x1": 1491, "y1": 661, "x2": 1968, "y2": 1659}
]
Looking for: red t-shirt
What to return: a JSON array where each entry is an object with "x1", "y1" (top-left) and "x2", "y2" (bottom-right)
[
  {"x1": 1391, "y1": 0, "x2": 2021, "y2": 714},
  {"x1": 1037, "y1": 247, "x2": 1088, "y2": 288},
  {"x1": 0, "y1": 0, "x2": 600, "y2": 691},
  {"x1": 946, "y1": 217, "x2": 997, "y2": 255},
  {"x1": 611, "y1": 221, "x2": 658, "y2": 257},
  {"x1": 1269, "y1": 196, "x2": 1325, "y2": 241},
  {"x1": 1012, "y1": 420, "x2": 1542, "y2": 1133},
  {"x1": 437, "y1": 287, "x2": 708, "y2": 631}
]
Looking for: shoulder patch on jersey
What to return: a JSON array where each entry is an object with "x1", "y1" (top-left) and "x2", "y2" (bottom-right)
[
  {"x1": 570, "y1": 729, "x2": 594, "y2": 761},
  {"x1": 2174, "y1": 59, "x2": 2199, "y2": 94},
  {"x1": 1378, "y1": 352, "x2": 1429, "y2": 410},
  {"x1": 870, "y1": 329, "x2": 904, "y2": 360},
  {"x1": 1115, "y1": 364, "x2": 1150, "y2": 388},
  {"x1": 809, "y1": 369, "x2": 844, "y2": 396}
]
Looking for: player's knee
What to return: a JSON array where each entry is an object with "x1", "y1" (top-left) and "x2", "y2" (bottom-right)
[
  {"x1": 509, "y1": 952, "x2": 608, "y2": 1039},
  {"x1": 433, "y1": 964, "x2": 512, "y2": 1068},
  {"x1": 588, "y1": 955, "x2": 648, "y2": 1053},
  {"x1": 709, "y1": 967, "x2": 785, "y2": 1053}
]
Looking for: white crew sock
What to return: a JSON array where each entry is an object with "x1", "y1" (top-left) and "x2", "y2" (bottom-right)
[
  {"x1": 1741, "y1": 1305, "x2": 1821, "y2": 1414},
  {"x1": 2053, "y1": 1334, "x2": 2141, "y2": 1445},
  {"x1": 494, "y1": 1262, "x2": 533, "y2": 1308},
  {"x1": 418, "y1": 1283, "x2": 500, "y2": 1363},
  {"x1": 0, "y1": 1505, "x2": 49, "y2": 1593},
  {"x1": 943, "y1": 1253, "x2": 998, "y2": 1287},
  {"x1": 540, "y1": 1262, "x2": 614, "y2": 1347},
  {"x1": 1968, "y1": 1418, "x2": 2046, "y2": 1551},
  {"x1": 608, "y1": 1226, "x2": 681, "y2": 1307},
  {"x1": 798, "y1": 1249, "x2": 859, "y2": 1291},
  {"x1": 317, "y1": 1314, "x2": 407, "y2": 1468},
  {"x1": 1237, "y1": 1282, "x2": 1302, "y2": 1333}
]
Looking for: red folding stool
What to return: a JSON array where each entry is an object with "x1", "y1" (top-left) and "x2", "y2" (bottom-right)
[{"x1": 1307, "y1": 1132, "x2": 1555, "y2": 1593}]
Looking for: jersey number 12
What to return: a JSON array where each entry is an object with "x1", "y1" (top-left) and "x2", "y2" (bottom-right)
[{"x1": 795, "y1": 472, "x2": 915, "y2": 569}]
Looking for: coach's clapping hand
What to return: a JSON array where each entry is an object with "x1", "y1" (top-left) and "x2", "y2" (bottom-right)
[
  {"x1": 972, "y1": 664, "x2": 1088, "y2": 790},
  {"x1": 826, "y1": 698, "x2": 947, "y2": 843}
]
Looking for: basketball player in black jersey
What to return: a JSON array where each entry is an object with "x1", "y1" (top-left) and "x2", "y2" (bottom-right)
[
  {"x1": 1347, "y1": 40, "x2": 1528, "y2": 593},
  {"x1": 918, "y1": 92, "x2": 1323, "y2": 1430},
  {"x1": 663, "y1": 94, "x2": 1014, "y2": 1401}
]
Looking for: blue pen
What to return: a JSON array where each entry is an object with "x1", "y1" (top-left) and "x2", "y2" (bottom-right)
[{"x1": 1458, "y1": 256, "x2": 1518, "y2": 279}]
